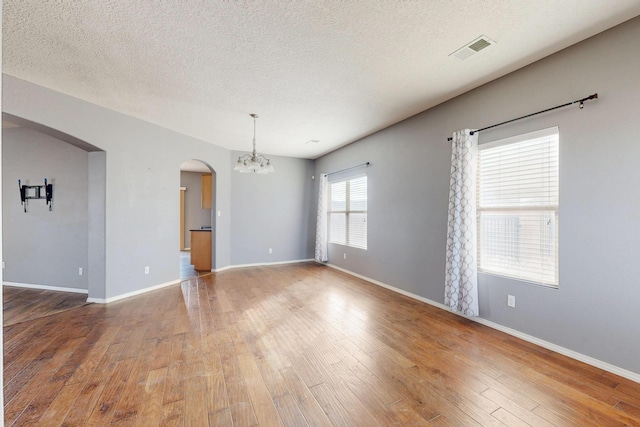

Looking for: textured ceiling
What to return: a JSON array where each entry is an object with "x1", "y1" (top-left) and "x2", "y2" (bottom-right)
[{"x1": 4, "y1": 1, "x2": 640, "y2": 159}]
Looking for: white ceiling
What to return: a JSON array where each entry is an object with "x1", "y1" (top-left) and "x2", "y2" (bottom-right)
[{"x1": 4, "y1": 1, "x2": 640, "y2": 159}]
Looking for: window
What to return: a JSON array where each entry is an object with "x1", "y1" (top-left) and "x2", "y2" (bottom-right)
[
  {"x1": 328, "y1": 175, "x2": 367, "y2": 249},
  {"x1": 477, "y1": 127, "x2": 559, "y2": 287}
]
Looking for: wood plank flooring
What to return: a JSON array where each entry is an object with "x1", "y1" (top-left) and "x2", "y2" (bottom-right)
[
  {"x1": 3, "y1": 286, "x2": 89, "y2": 326},
  {"x1": 4, "y1": 262, "x2": 640, "y2": 426}
]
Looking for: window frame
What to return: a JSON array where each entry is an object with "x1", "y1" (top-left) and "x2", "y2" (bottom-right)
[
  {"x1": 476, "y1": 127, "x2": 559, "y2": 288},
  {"x1": 327, "y1": 174, "x2": 367, "y2": 250}
]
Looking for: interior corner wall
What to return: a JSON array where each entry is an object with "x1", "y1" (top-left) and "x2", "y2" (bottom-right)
[
  {"x1": 230, "y1": 152, "x2": 315, "y2": 265},
  {"x1": 180, "y1": 171, "x2": 212, "y2": 249},
  {"x1": 315, "y1": 16, "x2": 640, "y2": 375},
  {"x1": 2, "y1": 127, "x2": 89, "y2": 290},
  {"x1": 88, "y1": 151, "x2": 106, "y2": 299},
  {"x1": 3, "y1": 74, "x2": 233, "y2": 299}
]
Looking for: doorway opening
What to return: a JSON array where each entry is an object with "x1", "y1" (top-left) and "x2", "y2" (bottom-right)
[
  {"x1": 179, "y1": 160, "x2": 216, "y2": 280},
  {"x1": 2, "y1": 113, "x2": 107, "y2": 303}
]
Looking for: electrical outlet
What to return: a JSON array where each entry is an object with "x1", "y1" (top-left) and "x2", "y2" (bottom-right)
[
  {"x1": 79, "y1": 267, "x2": 83, "y2": 276},
  {"x1": 344, "y1": 253, "x2": 347, "y2": 260},
  {"x1": 507, "y1": 295, "x2": 516, "y2": 308},
  {"x1": 217, "y1": 210, "x2": 221, "y2": 217},
  {"x1": 2, "y1": 261, "x2": 5, "y2": 269},
  {"x1": 268, "y1": 248, "x2": 272, "y2": 254},
  {"x1": 144, "y1": 266, "x2": 150, "y2": 275}
]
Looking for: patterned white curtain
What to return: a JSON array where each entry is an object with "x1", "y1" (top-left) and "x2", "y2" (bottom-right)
[
  {"x1": 445, "y1": 130, "x2": 479, "y2": 317},
  {"x1": 314, "y1": 174, "x2": 328, "y2": 262}
]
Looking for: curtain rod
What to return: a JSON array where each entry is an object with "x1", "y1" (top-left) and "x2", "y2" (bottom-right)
[
  {"x1": 325, "y1": 162, "x2": 370, "y2": 177},
  {"x1": 447, "y1": 93, "x2": 598, "y2": 141}
]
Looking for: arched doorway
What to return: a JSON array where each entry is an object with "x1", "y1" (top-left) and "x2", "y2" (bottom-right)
[
  {"x1": 2, "y1": 113, "x2": 107, "y2": 302},
  {"x1": 179, "y1": 160, "x2": 216, "y2": 279}
]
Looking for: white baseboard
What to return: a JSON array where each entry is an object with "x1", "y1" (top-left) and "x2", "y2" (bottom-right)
[
  {"x1": 87, "y1": 279, "x2": 181, "y2": 304},
  {"x1": 323, "y1": 262, "x2": 640, "y2": 384},
  {"x1": 214, "y1": 258, "x2": 314, "y2": 272},
  {"x1": 3, "y1": 281, "x2": 88, "y2": 294}
]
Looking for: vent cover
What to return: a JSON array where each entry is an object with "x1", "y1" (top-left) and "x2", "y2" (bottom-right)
[{"x1": 450, "y1": 35, "x2": 495, "y2": 60}]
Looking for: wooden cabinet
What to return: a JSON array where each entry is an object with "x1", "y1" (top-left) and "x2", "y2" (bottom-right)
[
  {"x1": 190, "y1": 230, "x2": 212, "y2": 271},
  {"x1": 201, "y1": 174, "x2": 212, "y2": 209}
]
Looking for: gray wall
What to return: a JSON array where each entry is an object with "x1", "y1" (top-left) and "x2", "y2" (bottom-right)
[
  {"x1": 315, "y1": 17, "x2": 640, "y2": 375},
  {"x1": 3, "y1": 75, "x2": 233, "y2": 299},
  {"x1": 180, "y1": 171, "x2": 212, "y2": 249},
  {"x1": 88, "y1": 151, "x2": 106, "y2": 299},
  {"x1": 231, "y1": 151, "x2": 315, "y2": 265},
  {"x1": 2, "y1": 127, "x2": 88, "y2": 290}
]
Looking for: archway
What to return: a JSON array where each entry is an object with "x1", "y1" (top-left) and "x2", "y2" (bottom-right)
[
  {"x1": 2, "y1": 113, "x2": 107, "y2": 302},
  {"x1": 179, "y1": 159, "x2": 216, "y2": 279}
]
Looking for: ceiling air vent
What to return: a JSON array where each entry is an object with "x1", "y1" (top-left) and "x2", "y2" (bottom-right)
[{"x1": 450, "y1": 35, "x2": 495, "y2": 60}]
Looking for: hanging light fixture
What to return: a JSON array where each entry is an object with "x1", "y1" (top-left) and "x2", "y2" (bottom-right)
[{"x1": 233, "y1": 114, "x2": 275, "y2": 174}]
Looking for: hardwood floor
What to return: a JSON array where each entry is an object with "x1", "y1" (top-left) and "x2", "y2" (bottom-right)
[
  {"x1": 4, "y1": 262, "x2": 640, "y2": 426},
  {"x1": 3, "y1": 286, "x2": 89, "y2": 326}
]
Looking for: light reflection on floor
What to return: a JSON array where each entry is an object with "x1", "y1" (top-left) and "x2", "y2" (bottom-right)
[{"x1": 180, "y1": 250, "x2": 205, "y2": 280}]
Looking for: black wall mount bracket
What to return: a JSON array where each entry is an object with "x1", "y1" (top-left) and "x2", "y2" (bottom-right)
[{"x1": 19, "y1": 179, "x2": 53, "y2": 212}]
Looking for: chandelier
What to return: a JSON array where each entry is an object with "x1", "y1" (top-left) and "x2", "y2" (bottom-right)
[{"x1": 233, "y1": 114, "x2": 275, "y2": 174}]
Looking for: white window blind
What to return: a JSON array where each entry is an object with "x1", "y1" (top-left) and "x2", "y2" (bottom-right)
[
  {"x1": 477, "y1": 127, "x2": 559, "y2": 287},
  {"x1": 328, "y1": 175, "x2": 367, "y2": 249}
]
